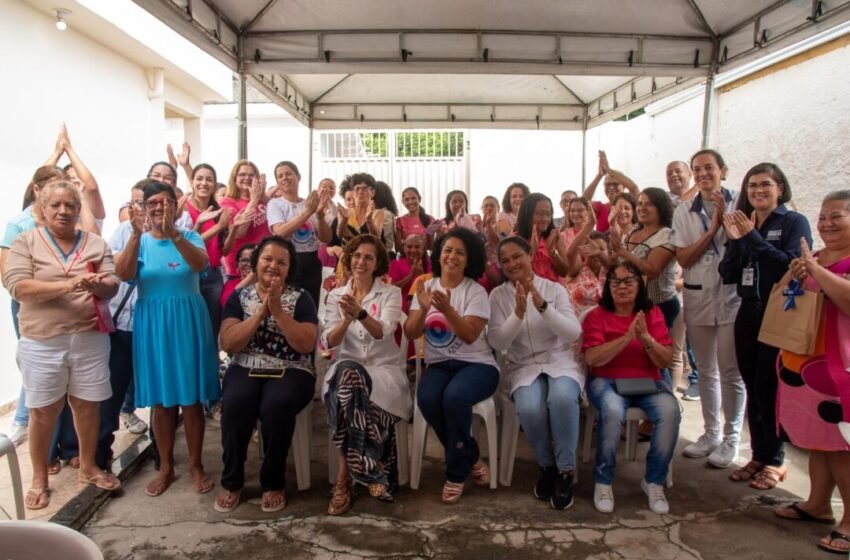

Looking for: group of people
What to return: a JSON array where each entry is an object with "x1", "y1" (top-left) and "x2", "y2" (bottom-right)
[{"x1": 3, "y1": 128, "x2": 849, "y2": 555}]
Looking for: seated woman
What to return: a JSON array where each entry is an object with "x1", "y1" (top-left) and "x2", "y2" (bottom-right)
[
  {"x1": 404, "y1": 227, "x2": 499, "y2": 504},
  {"x1": 322, "y1": 234, "x2": 412, "y2": 515},
  {"x1": 425, "y1": 190, "x2": 478, "y2": 247},
  {"x1": 516, "y1": 193, "x2": 569, "y2": 283},
  {"x1": 388, "y1": 234, "x2": 430, "y2": 313},
  {"x1": 582, "y1": 261, "x2": 678, "y2": 515},
  {"x1": 3, "y1": 181, "x2": 121, "y2": 509},
  {"x1": 215, "y1": 236, "x2": 317, "y2": 513},
  {"x1": 487, "y1": 236, "x2": 582, "y2": 510},
  {"x1": 496, "y1": 183, "x2": 530, "y2": 236},
  {"x1": 564, "y1": 209, "x2": 608, "y2": 317},
  {"x1": 396, "y1": 187, "x2": 433, "y2": 247}
]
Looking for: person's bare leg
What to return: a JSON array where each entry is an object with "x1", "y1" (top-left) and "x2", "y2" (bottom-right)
[
  {"x1": 182, "y1": 403, "x2": 213, "y2": 492},
  {"x1": 27, "y1": 399, "x2": 64, "y2": 507},
  {"x1": 67, "y1": 395, "x2": 104, "y2": 481},
  {"x1": 778, "y1": 451, "x2": 835, "y2": 519},
  {"x1": 824, "y1": 451, "x2": 850, "y2": 547},
  {"x1": 148, "y1": 405, "x2": 178, "y2": 496},
  {"x1": 336, "y1": 449, "x2": 350, "y2": 485}
]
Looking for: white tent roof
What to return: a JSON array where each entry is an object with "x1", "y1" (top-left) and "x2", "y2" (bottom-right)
[{"x1": 134, "y1": 0, "x2": 850, "y2": 129}]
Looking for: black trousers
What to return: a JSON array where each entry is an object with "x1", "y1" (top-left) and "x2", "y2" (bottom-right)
[
  {"x1": 734, "y1": 300, "x2": 784, "y2": 466},
  {"x1": 96, "y1": 330, "x2": 136, "y2": 469},
  {"x1": 219, "y1": 364, "x2": 315, "y2": 491}
]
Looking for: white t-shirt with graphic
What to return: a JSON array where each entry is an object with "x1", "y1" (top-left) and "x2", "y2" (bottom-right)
[
  {"x1": 410, "y1": 276, "x2": 498, "y2": 368},
  {"x1": 267, "y1": 198, "x2": 320, "y2": 253}
]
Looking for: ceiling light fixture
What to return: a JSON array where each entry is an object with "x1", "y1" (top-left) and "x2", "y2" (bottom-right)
[{"x1": 55, "y1": 8, "x2": 71, "y2": 31}]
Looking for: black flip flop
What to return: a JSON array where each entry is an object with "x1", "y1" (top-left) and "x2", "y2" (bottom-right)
[
  {"x1": 775, "y1": 502, "x2": 836, "y2": 525},
  {"x1": 817, "y1": 530, "x2": 850, "y2": 555}
]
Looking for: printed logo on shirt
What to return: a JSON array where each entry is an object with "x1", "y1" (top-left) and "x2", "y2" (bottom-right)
[
  {"x1": 167, "y1": 262, "x2": 181, "y2": 269},
  {"x1": 766, "y1": 229, "x2": 782, "y2": 241},
  {"x1": 424, "y1": 310, "x2": 457, "y2": 350},
  {"x1": 292, "y1": 220, "x2": 316, "y2": 246}
]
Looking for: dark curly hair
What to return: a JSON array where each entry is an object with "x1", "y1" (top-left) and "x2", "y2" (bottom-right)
[
  {"x1": 374, "y1": 181, "x2": 399, "y2": 215},
  {"x1": 502, "y1": 182, "x2": 530, "y2": 213},
  {"x1": 250, "y1": 235, "x2": 298, "y2": 283},
  {"x1": 350, "y1": 172, "x2": 377, "y2": 191},
  {"x1": 638, "y1": 187, "x2": 674, "y2": 228},
  {"x1": 598, "y1": 261, "x2": 653, "y2": 313},
  {"x1": 341, "y1": 234, "x2": 390, "y2": 278},
  {"x1": 430, "y1": 227, "x2": 486, "y2": 280},
  {"x1": 516, "y1": 193, "x2": 555, "y2": 241}
]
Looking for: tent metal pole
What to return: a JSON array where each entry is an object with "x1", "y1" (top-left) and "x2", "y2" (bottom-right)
[
  {"x1": 307, "y1": 127, "x2": 314, "y2": 191},
  {"x1": 238, "y1": 73, "x2": 248, "y2": 159},
  {"x1": 581, "y1": 107, "x2": 588, "y2": 186},
  {"x1": 700, "y1": 73, "x2": 716, "y2": 149}
]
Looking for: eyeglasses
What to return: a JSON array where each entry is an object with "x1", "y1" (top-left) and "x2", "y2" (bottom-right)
[
  {"x1": 746, "y1": 181, "x2": 778, "y2": 191},
  {"x1": 610, "y1": 276, "x2": 638, "y2": 288},
  {"x1": 145, "y1": 199, "x2": 169, "y2": 209},
  {"x1": 237, "y1": 258, "x2": 252, "y2": 265}
]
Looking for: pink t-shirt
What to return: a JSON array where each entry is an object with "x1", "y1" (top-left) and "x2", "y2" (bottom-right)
[
  {"x1": 218, "y1": 197, "x2": 268, "y2": 277},
  {"x1": 531, "y1": 235, "x2": 561, "y2": 283},
  {"x1": 591, "y1": 201, "x2": 611, "y2": 233},
  {"x1": 388, "y1": 257, "x2": 431, "y2": 312},
  {"x1": 581, "y1": 305, "x2": 671, "y2": 380},
  {"x1": 396, "y1": 214, "x2": 429, "y2": 243},
  {"x1": 185, "y1": 201, "x2": 223, "y2": 268}
]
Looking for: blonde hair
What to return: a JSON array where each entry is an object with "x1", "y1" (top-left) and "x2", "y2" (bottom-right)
[
  {"x1": 39, "y1": 180, "x2": 82, "y2": 209},
  {"x1": 225, "y1": 159, "x2": 260, "y2": 199}
]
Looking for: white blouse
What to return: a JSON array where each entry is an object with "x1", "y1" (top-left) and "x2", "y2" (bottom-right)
[
  {"x1": 488, "y1": 275, "x2": 584, "y2": 394},
  {"x1": 321, "y1": 280, "x2": 413, "y2": 420}
]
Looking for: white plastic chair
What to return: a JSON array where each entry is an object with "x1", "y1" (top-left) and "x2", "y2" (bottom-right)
[
  {"x1": 326, "y1": 315, "x2": 411, "y2": 487},
  {"x1": 0, "y1": 434, "x2": 24, "y2": 520},
  {"x1": 0, "y1": 521, "x2": 103, "y2": 559},
  {"x1": 409, "y1": 338, "x2": 498, "y2": 490},
  {"x1": 257, "y1": 406, "x2": 313, "y2": 491},
  {"x1": 581, "y1": 401, "x2": 673, "y2": 487}
]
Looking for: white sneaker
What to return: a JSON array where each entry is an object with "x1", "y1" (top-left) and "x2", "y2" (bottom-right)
[
  {"x1": 8, "y1": 422, "x2": 28, "y2": 446},
  {"x1": 120, "y1": 412, "x2": 148, "y2": 434},
  {"x1": 593, "y1": 483, "x2": 615, "y2": 513},
  {"x1": 707, "y1": 438, "x2": 738, "y2": 468},
  {"x1": 641, "y1": 479, "x2": 669, "y2": 514},
  {"x1": 682, "y1": 434, "x2": 720, "y2": 458}
]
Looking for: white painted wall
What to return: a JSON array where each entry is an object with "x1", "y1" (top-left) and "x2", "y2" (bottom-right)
[{"x1": 715, "y1": 42, "x2": 850, "y2": 226}]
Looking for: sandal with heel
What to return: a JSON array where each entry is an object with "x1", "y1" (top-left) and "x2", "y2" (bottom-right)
[
  {"x1": 441, "y1": 481, "x2": 464, "y2": 504},
  {"x1": 750, "y1": 465, "x2": 787, "y2": 490}
]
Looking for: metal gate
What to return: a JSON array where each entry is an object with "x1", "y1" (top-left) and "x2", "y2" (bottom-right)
[{"x1": 312, "y1": 130, "x2": 469, "y2": 219}]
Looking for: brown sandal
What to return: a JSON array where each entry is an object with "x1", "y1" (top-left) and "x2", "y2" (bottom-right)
[
  {"x1": 470, "y1": 461, "x2": 490, "y2": 486},
  {"x1": 441, "y1": 481, "x2": 464, "y2": 504},
  {"x1": 24, "y1": 488, "x2": 50, "y2": 511},
  {"x1": 328, "y1": 479, "x2": 352, "y2": 516},
  {"x1": 750, "y1": 465, "x2": 787, "y2": 490},
  {"x1": 729, "y1": 460, "x2": 764, "y2": 482},
  {"x1": 47, "y1": 460, "x2": 61, "y2": 476}
]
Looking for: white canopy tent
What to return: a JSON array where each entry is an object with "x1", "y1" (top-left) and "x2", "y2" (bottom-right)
[{"x1": 133, "y1": 0, "x2": 850, "y2": 161}]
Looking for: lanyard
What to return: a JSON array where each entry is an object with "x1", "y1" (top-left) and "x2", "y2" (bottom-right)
[
  {"x1": 697, "y1": 211, "x2": 720, "y2": 256},
  {"x1": 36, "y1": 228, "x2": 86, "y2": 277}
]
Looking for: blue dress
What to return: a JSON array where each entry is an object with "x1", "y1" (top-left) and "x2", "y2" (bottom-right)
[{"x1": 133, "y1": 230, "x2": 220, "y2": 407}]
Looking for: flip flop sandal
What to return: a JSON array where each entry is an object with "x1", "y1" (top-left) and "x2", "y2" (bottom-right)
[
  {"x1": 80, "y1": 472, "x2": 121, "y2": 491},
  {"x1": 24, "y1": 488, "x2": 50, "y2": 511},
  {"x1": 261, "y1": 491, "x2": 286, "y2": 513},
  {"x1": 213, "y1": 489, "x2": 241, "y2": 513},
  {"x1": 775, "y1": 502, "x2": 836, "y2": 524},
  {"x1": 145, "y1": 475, "x2": 177, "y2": 497},
  {"x1": 68, "y1": 457, "x2": 81, "y2": 469},
  {"x1": 470, "y1": 462, "x2": 490, "y2": 487},
  {"x1": 47, "y1": 460, "x2": 61, "y2": 476},
  {"x1": 193, "y1": 474, "x2": 215, "y2": 494},
  {"x1": 441, "y1": 481, "x2": 464, "y2": 504},
  {"x1": 818, "y1": 530, "x2": 850, "y2": 555}
]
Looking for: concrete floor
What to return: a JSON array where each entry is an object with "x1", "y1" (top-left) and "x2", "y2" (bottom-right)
[{"x1": 75, "y1": 396, "x2": 843, "y2": 560}]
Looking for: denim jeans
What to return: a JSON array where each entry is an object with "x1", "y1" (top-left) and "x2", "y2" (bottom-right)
[
  {"x1": 587, "y1": 376, "x2": 681, "y2": 486},
  {"x1": 417, "y1": 359, "x2": 499, "y2": 483},
  {"x1": 11, "y1": 299, "x2": 28, "y2": 426},
  {"x1": 513, "y1": 374, "x2": 582, "y2": 471}
]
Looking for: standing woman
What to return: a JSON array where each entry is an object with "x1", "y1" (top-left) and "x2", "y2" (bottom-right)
[
  {"x1": 611, "y1": 188, "x2": 679, "y2": 330},
  {"x1": 116, "y1": 181, "x2": 219, "y2": 497},
  {"x1": 215, "y1": 236, "x2": 318, "y2": 513},
  {"x1": 323, "y1": 234, "x2": 412, "y2": 514},
  {"x1": 515, "y1": 193, "x2": 570, "y2": 283},
  {"x1": 267, "y1": 161, "x2": 332, "y2": 308},
  {"x1": 404, "y1": 227, "x2": 499, "y2": 504},
  {"x1": 3, "y1": 181, "x2": 121, "y2": 509},
  {"x1": 425, "y1": 190, "x2": 477, "y2": 247},
  {"x1": 186, "y1": 163, "x2": 233, "y2": 339},
  {"x1": 719, "y1": 163, "x2": 811, "y2": 489},
  {"x1": 488, "y1": 236, "x2": 583, "y2": 510},
  {"x1": 496, "y1": 183, "x2": 530, "y2": 236},
  {"x1": 397, "y1": 187, "x2": 433, "y2": 245},
  {"x1": 220, "y1": 160, "x2": 269, "y2": 290},
  {"x1": 773, "y1": 191, "x2": 850, "y2": 555}
]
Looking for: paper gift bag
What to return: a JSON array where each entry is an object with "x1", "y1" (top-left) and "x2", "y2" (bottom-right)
[{"x1": 758, "y1": 275, "x2": 822, "y2": 355}]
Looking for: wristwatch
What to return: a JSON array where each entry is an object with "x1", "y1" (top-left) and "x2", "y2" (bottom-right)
[
  {"x1": 356, "y1": 309, "x2": 368, "y2": 321},
  {"x1": 536, "y1": 300, "x2": 548, "y2": 313}
]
